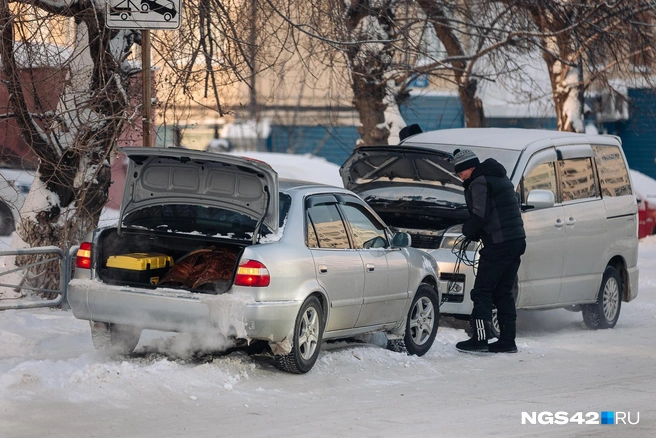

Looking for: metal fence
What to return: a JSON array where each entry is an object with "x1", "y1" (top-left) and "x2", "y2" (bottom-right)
[{"x1": 0, "y1": 246, "x2": 77, "y2": 310}]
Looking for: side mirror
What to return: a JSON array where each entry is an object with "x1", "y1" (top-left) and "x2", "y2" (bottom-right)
[
  {"x1": 525, "y1": 189, "x2": 555, "y2": 211},
  {"x1": 392, "y1": 232, "x2": 411, "y2": 248}
]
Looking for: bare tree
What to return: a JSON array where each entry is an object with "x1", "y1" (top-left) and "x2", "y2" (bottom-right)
[
  {"x1": 414, "y1": 1, "x2": 532, "y2": 128},
  {"x1": 0, "y1": 1, "x2": 138, "y2": 293},
  {"x1": 510, "y1": 0, "x2": 654, "y2": 132}
]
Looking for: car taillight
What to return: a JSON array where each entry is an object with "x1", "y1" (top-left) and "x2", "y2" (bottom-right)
[
  {"x1": 234, "y1": 259, "x2": 270, "y2": 287},
  {"x1": 76, "y1": 242, "x2": 92, "y2": 269}
]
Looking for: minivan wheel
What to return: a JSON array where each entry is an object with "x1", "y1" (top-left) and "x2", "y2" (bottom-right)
[
  {"x1": 582, "y1": 267, "x2": 622, "y2": 330},
  {"x1": 90, "y1": 321, "x2": 141, "y2": 354},
  {"x1": 275, "y1": 296, "x2": 324, "y2": 374},
  {"x1": 403, "y1": 284, "x2": 439, "y2": 356}
]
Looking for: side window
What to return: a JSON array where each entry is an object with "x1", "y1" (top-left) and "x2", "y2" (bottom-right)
[
  {"x1": 592, "y1": 145, "x2": 632, "y2": 197},
  {"x1": 339, "y1": 203, "x2": 388, "y2": 249},
  {"x1": 307, "y1": 215, "x2": 319, "y2": 247},
  {"x1": 559, "y1": 157, "x2": 598, "y2": 202},
  {"x1": 522, "y1": 162, "x2": 557, "y2": 203},
  {"x1": 306, "y1": 203, "x2": 350, "y2": 249}
]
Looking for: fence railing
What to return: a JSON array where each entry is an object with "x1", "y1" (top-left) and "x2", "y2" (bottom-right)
[{"x1": 0, "y1": 246, "x2": 77, "y2": 310}]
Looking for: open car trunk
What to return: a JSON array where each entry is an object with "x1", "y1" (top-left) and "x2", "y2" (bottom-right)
[
  {"x1": 96, "y1": 228, "x2": 246, "y2": 294},
  {"x1": 90, "y1": 148, "x2": 280, "y2": 293}
]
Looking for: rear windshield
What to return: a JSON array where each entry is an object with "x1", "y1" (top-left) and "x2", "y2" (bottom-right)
[{"x1": 123, "y1": 193, "x2": 291, "y2": 239}]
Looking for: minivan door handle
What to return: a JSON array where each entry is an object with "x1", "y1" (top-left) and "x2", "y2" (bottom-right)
[
  {"x1": 566, "y1": 217, "x2": 577, "y2": 226},
  {"x1": 555, "y1": 219, "x2": 564, "y2": 228},
  {"x1": 366, "y1": 263, "x2": 375, "y2": 272},
  {"x1": 318, "y1": 265, "x2": 328, "y2": 274}
]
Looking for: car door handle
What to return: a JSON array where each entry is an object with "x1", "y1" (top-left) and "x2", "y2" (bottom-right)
[
  {"x1": 318, "y1": 265, "x2": 328, "y2": 274},
  {"x1": 366, "y1": 263, "x2": 375, "y2": 272},
  {"x1": 555, "y1": 219, "x2": 564, "y2": 228},
  {"x1": 566, "y1": 217, "x2": 576, "y2": 226}
]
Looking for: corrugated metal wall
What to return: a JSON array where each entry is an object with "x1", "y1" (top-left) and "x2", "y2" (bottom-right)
[
  {"x1": 268, "y1": 95, "x2": 465, "y2": 165},
  {"x1": 608, "y1": 89, "x2": 656, "y2": 180},
  {"x1": 399, "y1": 94, "x2": 465, "y2": 131},
  {"x1": 267, "y1": 125, "x2": 360, "y2": 166}
]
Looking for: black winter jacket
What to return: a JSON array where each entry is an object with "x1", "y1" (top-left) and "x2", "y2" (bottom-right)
[{"x1": 462, "y1": 158, "x2": 526, "y2": 246}]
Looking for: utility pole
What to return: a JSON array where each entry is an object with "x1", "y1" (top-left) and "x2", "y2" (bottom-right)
[{"x1": 105, "y1": 0, "x2": 183, "y2": 148}]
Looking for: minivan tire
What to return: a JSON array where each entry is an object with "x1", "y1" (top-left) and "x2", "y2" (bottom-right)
[
  {"x1": 403, "y1": 284, "x2": 439, "y2": 356},
  {"x1": 275, "y1": 296, "x2": 324, "y2": 374},
  {"x1": 90, "y1": 321, "x2": 142, "y2": 354},
  {"x1": 582, "y1": 266, "x2": 622, "y2": 330}
]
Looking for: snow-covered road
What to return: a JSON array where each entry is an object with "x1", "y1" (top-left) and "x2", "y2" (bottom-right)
[{"x1": 1, "y1": 238, "x2": 655, "y2": 437}]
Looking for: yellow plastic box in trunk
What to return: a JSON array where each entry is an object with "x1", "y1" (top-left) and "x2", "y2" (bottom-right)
[{"x1": 105, "y1": 253, "x2": 174, "y2": 286}]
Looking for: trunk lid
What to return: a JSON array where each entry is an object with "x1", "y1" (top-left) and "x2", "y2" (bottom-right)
[{"x1": 120, "y1": 148, "x2": 279, "y2": 237}]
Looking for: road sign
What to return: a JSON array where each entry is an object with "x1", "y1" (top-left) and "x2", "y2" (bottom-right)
[{"x1": 106, "y1": 0, "x2": 181, "y2": 30}]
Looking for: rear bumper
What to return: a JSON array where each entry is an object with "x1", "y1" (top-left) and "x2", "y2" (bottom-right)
[{"x1": 67, "y1": 279, "x2": 301, "y2": 342}]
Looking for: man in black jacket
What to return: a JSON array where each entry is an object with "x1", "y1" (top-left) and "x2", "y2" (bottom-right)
[{"x1": 452, "y1": 149, "x2": 526, "y2": 353}]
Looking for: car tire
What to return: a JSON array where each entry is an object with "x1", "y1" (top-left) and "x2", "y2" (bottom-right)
[
  {"x1": 141, "y1": 3, "x2": 149, "y2": 12},
  {"x1": 275, "y1": 296, "x2": 324, "y2": 374},
  {"x1": 402, "y1": 283, "x2": 439, "y2": 356},
  {"x1": 90, "y1": 321, "x2": 141, "y2": 354},
  {"x1": 582, "y1": 266, "x2": 622, "y2": 330},
  {"x1": 163, "y1": 12, "x2": 172, "y2": 21},
  {"x1": 0, "y1": 202, "x2": 15, "y2": 236}
]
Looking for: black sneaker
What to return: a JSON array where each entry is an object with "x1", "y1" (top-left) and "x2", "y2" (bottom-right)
[
  {"x1": 488, "y1": 339, "x2": 517, "y2": 353},
  {"x1": 456, "y1": 337, "x2": 489, "y2": 353}
]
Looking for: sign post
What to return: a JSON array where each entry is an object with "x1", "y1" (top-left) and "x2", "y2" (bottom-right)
[
  {"x1": 106, "y1": 0, "x2": 182, "y2": 147},
  {"x1": 142, "y1": 30, "x2": 151, "y2": 147}
]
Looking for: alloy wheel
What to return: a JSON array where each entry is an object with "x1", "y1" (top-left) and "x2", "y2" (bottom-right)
[{"x1": 408, "y1": 296, "x2": 435, "y2": 345}]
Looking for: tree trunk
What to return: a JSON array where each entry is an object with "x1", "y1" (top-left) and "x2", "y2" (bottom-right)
[
  {"x1": 351, "y1": 69, "x2": 389, "y2": 146},
  {"x1": 1, "y1": 2, "x2": 134, "y2": 296},
  {"x1": 343, "y1": 0, "x2": 396, "y2": 147},
  {"x1": 418, "y1": 0, "x2": 485, "y2": 128},
  {"x1": 543, "y1": 53, "x2": 585, "y2": 133},
  {"x1": 459, "y1": 79, "x2": 485, "y2": 128}
]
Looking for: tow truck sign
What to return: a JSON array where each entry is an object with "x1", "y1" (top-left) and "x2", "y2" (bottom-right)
[{"x1": 106, "y1": 0, "x2": 181, "y2": 29}]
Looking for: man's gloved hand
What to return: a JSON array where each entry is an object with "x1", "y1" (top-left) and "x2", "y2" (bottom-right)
[
  {"x1": 462, "y1": 216, "x2": 484, "y2": 241},
  {"x1": 462, "y1": 227, "x2": 481, "y2": 242}
]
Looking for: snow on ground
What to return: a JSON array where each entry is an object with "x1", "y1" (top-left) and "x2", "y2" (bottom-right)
[{"x1": 1, "y1": 154, "x2": 656, "y2": 437}]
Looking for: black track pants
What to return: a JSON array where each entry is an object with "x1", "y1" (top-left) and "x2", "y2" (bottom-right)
[{"x1": 470, "y1": 239, "x2": 526, "y2": 333}]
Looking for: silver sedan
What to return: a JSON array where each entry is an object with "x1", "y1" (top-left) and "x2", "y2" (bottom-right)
[{"x1": 67, "y1": 149, "x2": 441, "y2": 373}]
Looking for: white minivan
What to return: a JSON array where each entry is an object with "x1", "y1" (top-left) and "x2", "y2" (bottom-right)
[{"x1": 340, "y1": 128, "x2": 639, "y2": 332}]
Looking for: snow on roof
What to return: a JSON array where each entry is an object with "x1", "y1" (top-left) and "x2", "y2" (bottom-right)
[
  {"x1": 227, "y1": 151, "x2": 342, "y2": 186},
  {"x1": 630, "y1": 169, "x2": 656, "y2": 200},
  {"x1": 403, "y1": 127, "x2": 599, "y2": 151},
  {"x1": 222, "y1": 119, "x2": 271, "y2": 140}
]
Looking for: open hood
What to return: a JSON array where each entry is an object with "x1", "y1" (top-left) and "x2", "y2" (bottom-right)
[
  {"x1": 340, "y1": 146, "x2": 462, "y2": 193},
  {"x1": 120, "y1": 148, "x2": 278, "y2": 235},
  {"x1": 340, "y1": 146, "x2": 468, "y2": 231}
]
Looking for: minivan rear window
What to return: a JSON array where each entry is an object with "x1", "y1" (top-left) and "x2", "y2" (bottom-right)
[{"x1": 592, "y1": 145, "x2": 632, "y2": 197}]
